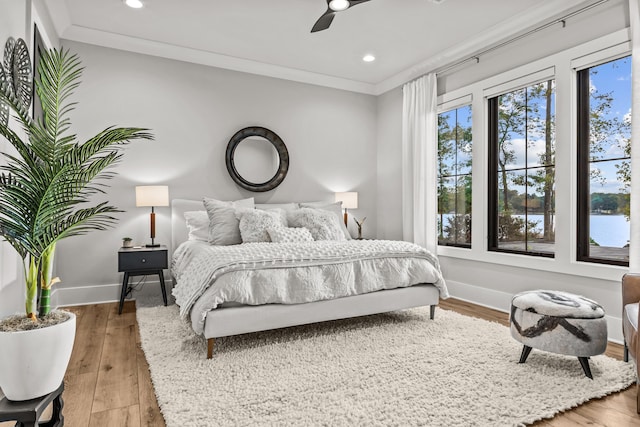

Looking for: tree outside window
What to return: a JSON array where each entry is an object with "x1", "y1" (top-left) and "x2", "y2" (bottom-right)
[
  {"x1": 438, "y1": 105, "x2": 472, "y2": 247},
  {"x1": 577, "y1": 56, "x2": 631, "y2": 265},
  {"x1": 488, "y1": 80, "x2": 556, "y2": 256}
]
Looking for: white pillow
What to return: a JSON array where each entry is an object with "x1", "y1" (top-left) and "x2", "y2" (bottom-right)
[
  {"x1": 299, "y1": 201, "x2": 351, "y2": 240},
  {"x1": 268, "y1": 227, "x2": 314, "y2": 243},
  {"x1": 184, "y1": 211, "x2": 209, "y2": 241},
  {"x1": 203, "y1": 197, "x2": 255, "y2": 245},
  {"x1": 288, "y1": 208, "x2": 346, "y2": 241},
  {"x1": 236, "y1": 208, "x2": 287, "y2": 243}
]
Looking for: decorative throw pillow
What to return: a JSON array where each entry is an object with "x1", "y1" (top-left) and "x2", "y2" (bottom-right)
[
  {"x1": 203, "y1": 197, "x2": 255, "y2": 245},
  {"x1": 267, "y1": 227, "x2": 314, "y2": 243},
  {"x1": 184, "y1": 210, "x2": 209, "y2": 241},
  {"x1": 236, "y1": 208, "x2": 287, "y2": 243},
  {"x1": 299, "y1": 201, "x2": 352, "y2": 240},
  {"x1": 288, "y1": 208, "x2": 346, "y2": 241}
]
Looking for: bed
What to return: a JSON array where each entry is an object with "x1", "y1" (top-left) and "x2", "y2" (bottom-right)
[{"x1": 170, "y1": 199, "x2": 449, "y2": 358}]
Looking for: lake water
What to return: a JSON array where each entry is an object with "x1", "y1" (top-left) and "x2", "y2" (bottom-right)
[
  {"x1": 440, "y1": 214, "x2": 630, "y2": 248},
  {"x1": 521, "y1": 214, "x2": 629, "y2": 248}
]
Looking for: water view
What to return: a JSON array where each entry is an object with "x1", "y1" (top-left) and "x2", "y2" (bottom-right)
[{"x1": 439, "y1": 213, "x2": 630, "y2": 248}]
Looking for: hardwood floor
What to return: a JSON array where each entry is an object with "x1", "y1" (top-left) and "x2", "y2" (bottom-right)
[{"x1": 2, "y1": 298, "x2": 637, "y2": 426}]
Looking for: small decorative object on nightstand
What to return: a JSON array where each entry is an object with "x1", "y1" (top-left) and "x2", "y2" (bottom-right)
[
  {"x1": 117, "y1": 246, "x2": 168, "y2": 314},
  {"x1": 353, "y1": 216, "x2": 367, "y2": 240},
  {"x1": 122, "y1": 237, "x2": 133, "y2": 248}
]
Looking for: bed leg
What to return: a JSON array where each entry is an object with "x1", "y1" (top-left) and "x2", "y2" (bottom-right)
[
  {"x1": 207, "y1": 338, "x2": 215, "y2": 359},
  {"x1": 430, "y1": 305, "x2": 436, "y2": 320}
]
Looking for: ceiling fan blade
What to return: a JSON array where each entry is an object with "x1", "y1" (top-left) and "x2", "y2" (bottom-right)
[
  {"x1": 311, "y1": 9, "x2": 336, "y2": 33},
  {"x1": 348, "y1": 0, "x2": 371, "y2": 6}
]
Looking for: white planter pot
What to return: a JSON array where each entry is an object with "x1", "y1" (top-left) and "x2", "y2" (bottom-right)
[{"x1": 0, "y1": 312, "x2": 76, "y2": 401}]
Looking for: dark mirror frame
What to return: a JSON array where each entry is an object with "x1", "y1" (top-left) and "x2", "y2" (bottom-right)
[{"x1": 225, "y1": 126, "x2": 289, "y2": 192}]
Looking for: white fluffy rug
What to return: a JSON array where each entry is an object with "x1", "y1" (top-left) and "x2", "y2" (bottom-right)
[{"x1": 137, "y1": 305, "x2": 635, "y2": 426}]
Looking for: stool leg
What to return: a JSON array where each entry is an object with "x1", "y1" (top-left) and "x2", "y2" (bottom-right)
[
  {"x1": 519, "y1": 345, "x2": 532, "y2": 363},
  {"x1": 158, "y1": 270, "x2": 167, "y2": 306},
  {"x1": 578, "y1": 357, "x2": 593, "y2": 379}
]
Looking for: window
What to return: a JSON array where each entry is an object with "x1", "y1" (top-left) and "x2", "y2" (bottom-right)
[
  {"x1": 437, "y1": 105, "x2": 472, "y2": 247},
  {"x1": 488, "y1": 80, "x2": 556, "y2": 256},
  {"x1": 577, "y1": 56, "x2": 631, "y2": 266}
]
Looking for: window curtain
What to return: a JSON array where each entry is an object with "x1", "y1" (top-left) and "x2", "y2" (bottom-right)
[
  {"x1": 629, "y1": 0, "x2": 640, "y2": 271},
  {"x1": 401, "y1": 73, "x2": 438, "y2": 253}
]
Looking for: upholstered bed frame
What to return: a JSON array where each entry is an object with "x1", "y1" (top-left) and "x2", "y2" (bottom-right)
[{"x1": 170, "y1": 199, "x2": 441, "y2": 359}]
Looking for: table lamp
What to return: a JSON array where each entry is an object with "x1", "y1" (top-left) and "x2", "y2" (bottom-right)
[
  {"x1": 136, "y1": 185, "x2": 169, "y2": 247},
  {"x1": 334, "y1": 192, "x2": 358, "y2": 227}
]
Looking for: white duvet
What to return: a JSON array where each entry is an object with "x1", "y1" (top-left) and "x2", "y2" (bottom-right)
[{"x1": 172, "y1": 239, "x2": 449, "y2": 334}]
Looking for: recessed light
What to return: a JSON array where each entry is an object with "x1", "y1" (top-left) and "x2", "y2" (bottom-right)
[
  {"x1": 329, "y1": 0, "x2": 350, "y2": 12},
  {"x1": 363, "y1": 54, "x2": 376, "y2": 63},
  {"x1": 124, "y1": 0, "x2": 144, "y2": 9}
]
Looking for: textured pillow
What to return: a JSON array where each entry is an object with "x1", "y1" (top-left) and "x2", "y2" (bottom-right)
[
  {"x1": 236, "y1": 208, "x2": 287, "y2": 243},
  {"x1": 288, "y1": 208, "x2": 346, "y2": 241},
  {"x1": 299, "y1": 201, "x2": 352, "y2": 240},
  {"x1": 184, "y1": 211, "x2": 209, "y2": 241},
  {"x1": 267, "y1": 227, "x2": 314, "y2": 243},
  {"x1": 203, "y1": 197, "x2": 255, "y2": 245}
]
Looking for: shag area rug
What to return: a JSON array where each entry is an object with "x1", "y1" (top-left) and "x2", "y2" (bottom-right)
[{"x1": 137, "y1": 305, "x2": 635, "y2": 426}]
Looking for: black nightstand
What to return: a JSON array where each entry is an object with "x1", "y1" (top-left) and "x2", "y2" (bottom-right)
[{"x1": 117, "y1": 246, "x2": 168, "y2": 314}]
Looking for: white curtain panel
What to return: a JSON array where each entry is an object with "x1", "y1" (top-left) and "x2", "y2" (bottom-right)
[
  {"x1": 401, "y1": 73, "x2": 438, "y2": 253},
  {"x1": 629, "y1": 0, "x2": 640, "y2": 272}
]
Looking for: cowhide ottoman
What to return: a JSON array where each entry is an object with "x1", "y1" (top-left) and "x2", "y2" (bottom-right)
[{"x1": 510, "y1": 290, "x2": 607, "y2": 379}]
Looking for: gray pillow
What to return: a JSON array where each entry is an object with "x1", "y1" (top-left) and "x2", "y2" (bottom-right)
[
  {"x1": 203, "y1": 197, "x2": 255, "y2": 245},
  {"x1": 299, "y1": 201, "x2": 352, "y2": 240}
]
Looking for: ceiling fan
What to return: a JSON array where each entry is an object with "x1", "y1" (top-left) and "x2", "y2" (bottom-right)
[{"x1": 311, "y1": 0, "x2": 371, "y2": 33}]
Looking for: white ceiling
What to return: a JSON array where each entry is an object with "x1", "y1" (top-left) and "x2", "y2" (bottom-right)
[{"x1": 44, "y1": 0, "x2": 598, "y2": 94}]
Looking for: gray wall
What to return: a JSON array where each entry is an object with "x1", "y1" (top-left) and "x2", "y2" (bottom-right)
[{"x1": 53, "y1": 41, "x2": 378, "y2": 304}]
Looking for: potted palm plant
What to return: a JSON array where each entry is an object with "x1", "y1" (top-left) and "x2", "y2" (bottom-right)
[{"x1": 0, "y1": 46, "x2": 152, "y2": 400}]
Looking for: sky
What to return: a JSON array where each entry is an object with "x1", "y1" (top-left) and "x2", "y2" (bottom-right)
[{"x1": 439, "y1": 55, "x2": 631, "y2": 196}]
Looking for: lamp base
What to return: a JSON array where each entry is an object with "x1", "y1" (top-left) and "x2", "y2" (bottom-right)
[{"x1": 145, "y1": 243, "x2": 161, "y2": 248}]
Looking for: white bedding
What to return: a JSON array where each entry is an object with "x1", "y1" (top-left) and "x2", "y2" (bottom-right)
[{"x1": 172, "y1": 239, "x2": 449, "y2": 334}]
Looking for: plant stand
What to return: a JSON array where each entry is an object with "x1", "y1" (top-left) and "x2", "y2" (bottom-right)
[{"x1": 0, "y1": 382, "x2": 64, "y2": 426}]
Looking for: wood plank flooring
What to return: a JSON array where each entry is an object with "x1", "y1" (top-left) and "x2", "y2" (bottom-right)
[{"x1": 1, "y1": 298, "x2": 637, "y2": 426}]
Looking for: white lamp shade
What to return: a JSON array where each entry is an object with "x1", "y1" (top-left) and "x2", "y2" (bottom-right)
[
  {"x1": 335, "y1": 192, "x2": 358, "y2": 209},
  {"x1": 136, "y1": 185, "x2": 169, "y2": 207}
]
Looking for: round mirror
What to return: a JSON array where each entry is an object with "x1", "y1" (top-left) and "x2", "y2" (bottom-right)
[{"x1": 226, "y1": 127, "x2": 289, "y2": 192}]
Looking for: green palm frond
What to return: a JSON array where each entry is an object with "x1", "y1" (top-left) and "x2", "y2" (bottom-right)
[{"x1": 0, "y1": 46, "x2": 154, "y2": 317}]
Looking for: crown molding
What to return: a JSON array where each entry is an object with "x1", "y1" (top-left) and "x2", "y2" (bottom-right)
[
  {"x1": 60, "y1": 25, "x2": 378, "y2": 95},
  {"x1": 373, "y1": 0, "x2": 596, "y2": 95},
  {"x1": 41, "y1": 0, "x2": 599, "y2": 97},
  {"x1": 40, "y1": 0, "x2": 71, "y2": 40}
]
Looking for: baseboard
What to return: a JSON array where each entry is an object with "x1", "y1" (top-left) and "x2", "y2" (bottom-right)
[
  {"x1": 51, "y1": 278, "x2": 173, "y2": 308},
  {"x1": 445, "y1": 280, "x2": 624, "y2": 345}
]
